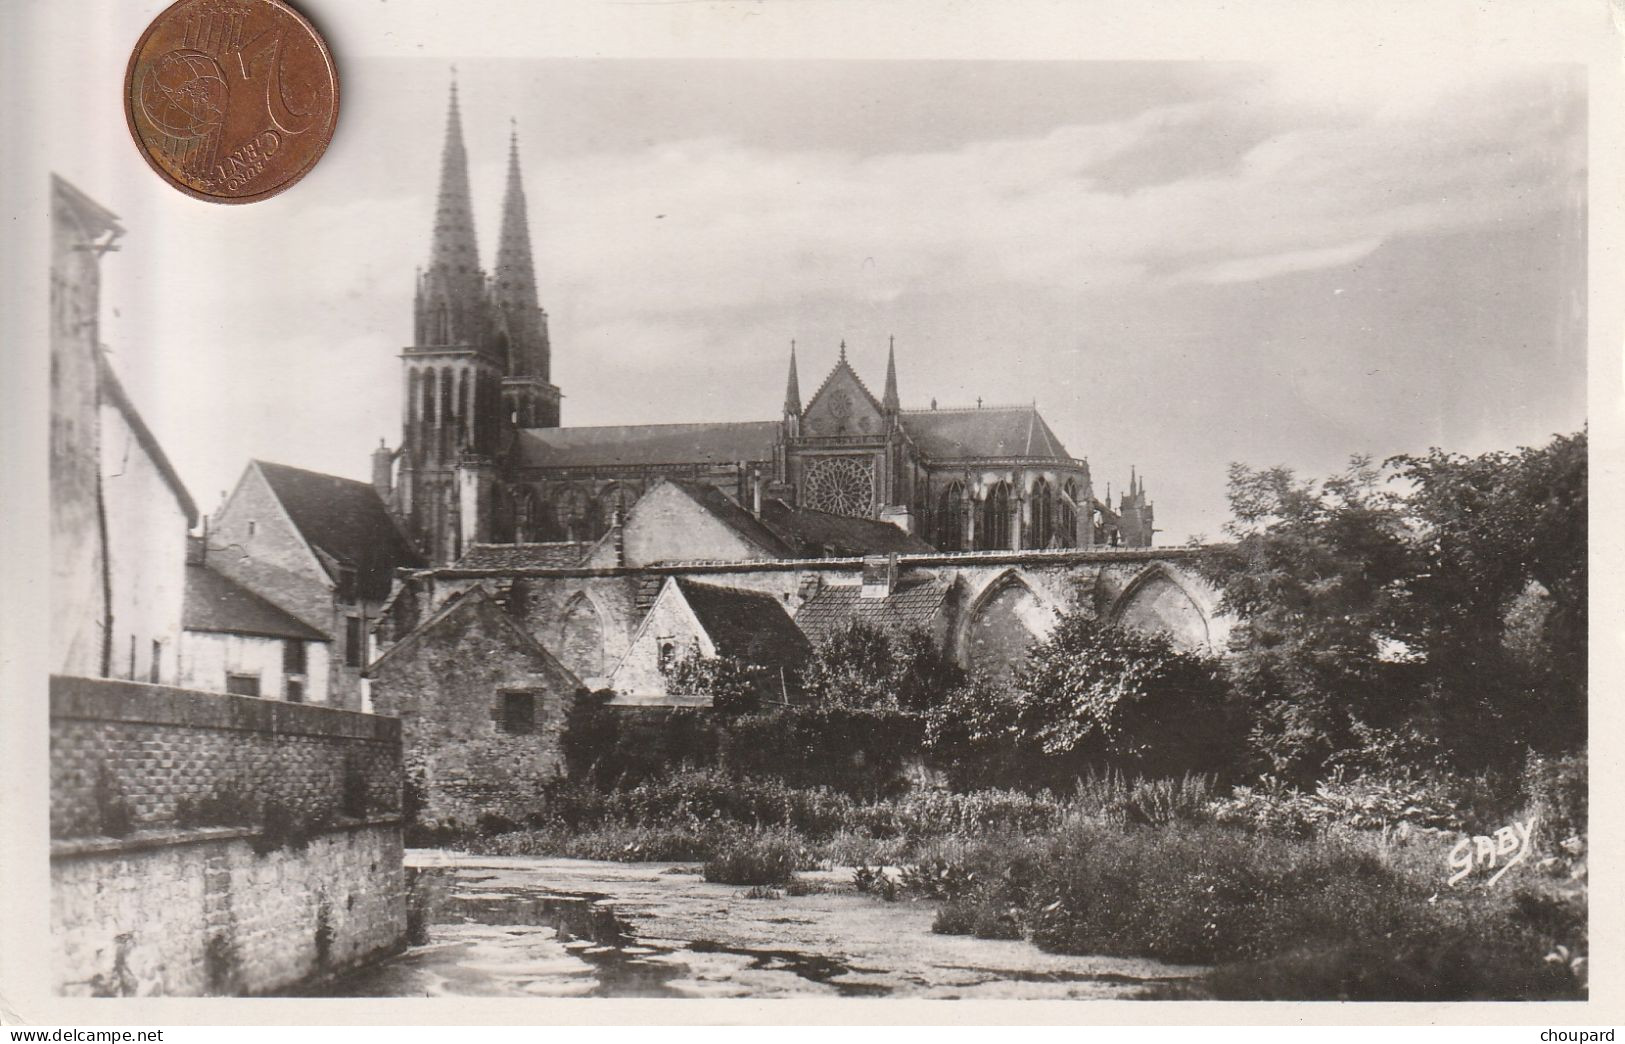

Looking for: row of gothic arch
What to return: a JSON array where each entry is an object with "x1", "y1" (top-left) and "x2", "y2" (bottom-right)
[
  {"x1": 406, "y1": 364, "x2": 504, "y2": 458},
  {"x1": 528, "y1": 562, "x2": 1215, "y2": 688},
  {"x1": 492, "y1": 482, "x2": 634, "y2": 544},
  {"x1": 929, "y1": 477, "x2": 1102, "y2": 551}
]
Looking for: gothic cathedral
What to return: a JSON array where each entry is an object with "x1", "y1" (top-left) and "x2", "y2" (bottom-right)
[{"x1": 377, "y1": 83, "x2": 1156, "y2": 567}]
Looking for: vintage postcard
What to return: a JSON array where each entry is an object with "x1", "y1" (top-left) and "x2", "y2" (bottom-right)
[{"x1": 1, "y1": 0, "x2": 1620, "y2": 1028}]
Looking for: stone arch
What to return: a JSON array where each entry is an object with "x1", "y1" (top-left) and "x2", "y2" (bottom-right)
[
  {"x1": 936, "y1": 481, "x2": 965, "y2": 551},
  {"x1": 514, "y1": 487, "x2": 538, "y2": 542},
  {"x1": 593, "y1": 483, "x2": 628, "y2": 538},
  {"x1": 551, "y1": 485, "x2": 592, "y2": 542},
  {"x1": 1028, "y1": 477, "x2": 1055, "y2": 549},
  {"x1": 956, "y1": 568, "x2": 1056, "y2": 677},
  {"x1": 1107, "y1": 563, "x2": 1213, "y2": 652},
  {"x1": 978, "y1": 480, "x2": 1012, "y2": 550},
  {"x1": 557, "y1": 590, "x2": 608, "y2": 680},
  {"x1": 421, "y1": 368, "x2": 437, "y2": 426}
]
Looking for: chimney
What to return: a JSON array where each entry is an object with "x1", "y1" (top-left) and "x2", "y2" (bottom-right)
[
  {"x1": 861, "y1": 553, "x2": 899, "y2": 600},
  {"x1": 752, "y1": 468, "x2": 763, "y2": 517},
  {"x1": 372, "y1": 438, "x2": 394, "y2": 501}
]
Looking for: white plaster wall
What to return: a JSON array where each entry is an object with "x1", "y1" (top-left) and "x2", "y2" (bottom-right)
[
  {"x1": 178, "y1": 632, "x2": 331, "y2": 703},
  {"x1": 99, "y1": 402, "x2": 189, "y2": 685}
]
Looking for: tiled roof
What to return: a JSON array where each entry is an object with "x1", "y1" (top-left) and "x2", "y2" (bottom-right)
[
  {"x1": 183, "y1": 563, "x2": 329, "y2": 641},
  {"x1": 255, "y1": 461, "x2": 424, "y2": 601},
  {"x1": 663, "y1": 480, "x2": 794, "y2": 559},
  {"x1": 455, "y1": 542, "x2": 593, "y2": 569},
  {"x1": 516, "y1": 420, "x2": 780, "y2": 468},
  {"x1": 759, "y1": 499, "x2": 933, "y2": 557},
  {"x1": 794, "y1": 576, "x2": 952, "y2": 646},
  {"x1": 675, "y1": 578, "x2": 811, "y2": 666},
  {"x1": 900, "y1": 405, "x2": 1072, "y2": 461}
]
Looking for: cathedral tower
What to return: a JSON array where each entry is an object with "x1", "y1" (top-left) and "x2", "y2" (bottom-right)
[{"x1": 398, "y1": 80, "x2": 510, "y2": 564}]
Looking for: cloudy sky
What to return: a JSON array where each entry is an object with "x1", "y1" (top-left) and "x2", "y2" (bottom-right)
[{"x1": 62, "y1": 50, "x2": 1586, "y2": 541}]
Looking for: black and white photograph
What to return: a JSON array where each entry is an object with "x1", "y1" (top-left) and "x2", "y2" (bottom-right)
[{"x1": 1, "y1": 0, "x2": 1618, "y2": 1025}]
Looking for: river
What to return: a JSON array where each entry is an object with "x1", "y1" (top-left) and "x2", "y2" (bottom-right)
[{"x1": 315, "y1": 850, "x2": 1204, "y2": 999}]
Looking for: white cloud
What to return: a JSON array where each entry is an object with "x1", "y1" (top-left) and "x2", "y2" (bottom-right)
[{"x1": 511, "y1": 65, "x2": 1578, "y2": 328}]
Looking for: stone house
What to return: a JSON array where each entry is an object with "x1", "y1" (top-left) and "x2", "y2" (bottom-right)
[
  {"x1": 49, "y1": 175, "x2": 198, "y2": 685},
  {"x1": 608, "y1": 577, "x2": 811, "y2": 706},
  {"x1": 206, "y1": 460, "x2": 423, "y2": 711},
  {"x1": 179, "y1": 551, "x2": 332, "y2": 702},
  {"x1": 365, "y1": 586, "x2": 583, "y2": 828}
]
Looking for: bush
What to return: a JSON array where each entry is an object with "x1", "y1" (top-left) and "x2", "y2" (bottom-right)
[
  {"x1": 702, "y1": 829, "x2": 804, "y2": 885},
  {"x1": 1072, "y1": 771, "x2": 1214, "y2": 827},
  {"x1": 933, "y1": 900, "x2": 1022, "y2": 940},
  {"x1": 1210, "y1": 771, "x2": 1467, "y2": 837},
  {"x1": 1521, "y1": 752, "x2": 1586, "y2": 852},
  {"x1": 720, "y1": 708, "x2": 926, "y2": 798}
]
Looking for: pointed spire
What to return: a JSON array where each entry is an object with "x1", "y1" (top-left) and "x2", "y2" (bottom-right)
[
  {"x1": 838, "y1": 339, "x2": 847, "y2": 364},
  {"x1": 784, "y1": 340, "x2": 802, "y2": 416},
  {"x1": 429, "y1": 75, "x2": 481, "y2": 300},
  {"x1": 882, "y1": 335, "x2": 899, "y2": 412},
  {"x1": 495, "y1": 118, "x2": 539, "y2": 314}
]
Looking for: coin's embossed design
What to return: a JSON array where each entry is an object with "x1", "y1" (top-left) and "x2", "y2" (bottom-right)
[{"x1": 124, "y1": 0, "x2": 338, "y2": 204}]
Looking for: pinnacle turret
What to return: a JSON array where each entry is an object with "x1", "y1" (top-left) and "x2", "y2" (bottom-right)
[
  {"x1": 784, "y1": 340, "x2": 802, "y2": 416},
  {"x1": 882, "y1": 335, "x2": 899, "y2": 413}
]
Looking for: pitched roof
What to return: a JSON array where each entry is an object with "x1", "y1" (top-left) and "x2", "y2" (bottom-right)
[
  {"x1": 366, "y1": 585, "x2": 580, "y2": 688},
  {"x1": 516, "y1": 420, "x2": 780, "y2": 469},
  {"x1": 759, "y1": 499, "x2": 933, "y2": 557},
  {"x1": 658, "y1": 480, "x2": 794, "y2": 559},
  {"x1": 254, "y1": 461, "x2": 424, "y2": 600},
  {"x1": 794, "y1": 577, "x2": 953, "y2": 646},
  {"x1": 97, "y1": 355, "x2": 198, "y2": 525},
  {"x1": 52, "y1": 174, "x2": 123, "y2": 241},
  {"x1": 900, "y1": 405, "x2": 1072, "y2": 461},
  {"x1": 674, "y1": 578, "x2": 811, "y2": 666},
  {"x1": 454, "y1": 542, "x2": 593, "y2": 569},
  {"x1": 183, "y1": 563, "x2": 329, "y2": 641}
]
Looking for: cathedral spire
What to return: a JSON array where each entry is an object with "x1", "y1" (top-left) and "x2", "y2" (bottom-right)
[
  {"x1": 495, "y1": 120, "x2": 539, "y2": 316},
  {"x1": 494, "y1": 119, "x2": 549, "y2": 379},
  {"x1": 882, "y1": 335, "x2": 899, "y2": 413},
  {"x1": 784, "y1": 340, "x2": 802, "y2": 416},
  {"x1": 428, "y1": 76, "x2": 482, "y2": 308}
]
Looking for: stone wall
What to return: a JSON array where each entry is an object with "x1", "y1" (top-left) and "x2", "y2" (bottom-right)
[
  {"x1": 50, "y1": 676, "x2": 406, "y2": 995},
  {"x1": 367, "y1": 590, "x2": 580, "y2": 830},
  {"x1": 402, "y1": 547, "x2": 1230, "y2": 697}
]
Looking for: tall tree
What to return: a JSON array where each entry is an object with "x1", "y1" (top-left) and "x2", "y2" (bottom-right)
[
  {"x1": 1200, "y1": 457, "x2": 1420, "y2": 781},
  {"x1": 1389, "y1": 430, "x2": 1587, "y2": 761}
]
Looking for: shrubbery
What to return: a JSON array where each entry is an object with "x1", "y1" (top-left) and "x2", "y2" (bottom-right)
[{"x1": 702, "y1": 828, "x2": 807, "y2": 885}]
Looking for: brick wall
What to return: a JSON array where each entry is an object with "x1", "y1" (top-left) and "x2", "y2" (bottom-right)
[
  {"x1": 49, "y1": 676, "x2": 407, "y2": 995},
  {"x1": 51, "y1": 676, "x2": 400, "y2": 838}
]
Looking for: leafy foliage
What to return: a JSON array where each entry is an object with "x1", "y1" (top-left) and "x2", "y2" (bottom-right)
[
  {"x1": 1202, "y1": 431, "x2": 1586, "y2": 779},
  {"x1": 1389, "y1": 430, "x2": 1587, "y2": 762},
  {"x1": 799, "y1": 621, "x2": 965, "y2": 712},
  {"x1": 925, "y1": 612, "x2": 1234, "y2": 786},
  {"x1": 664, "y1": 648, "x2": 772, "y2": 714}
]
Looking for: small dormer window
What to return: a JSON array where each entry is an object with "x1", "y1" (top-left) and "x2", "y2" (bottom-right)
[
  {"x1": 658, "y1": 640, "x2": 678, "y2": 673},
  {"x1": 247, "y1": 520, "x2": 256, "y2": 538}
]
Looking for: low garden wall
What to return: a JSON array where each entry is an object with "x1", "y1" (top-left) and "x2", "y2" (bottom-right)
[{"x1": 50, "y1": 675, "x2": 407, "y2": 996}]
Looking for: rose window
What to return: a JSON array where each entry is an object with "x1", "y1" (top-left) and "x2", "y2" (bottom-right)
[{"x1": 804, "y1": 457, "x2": 875, "y2": 517}]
